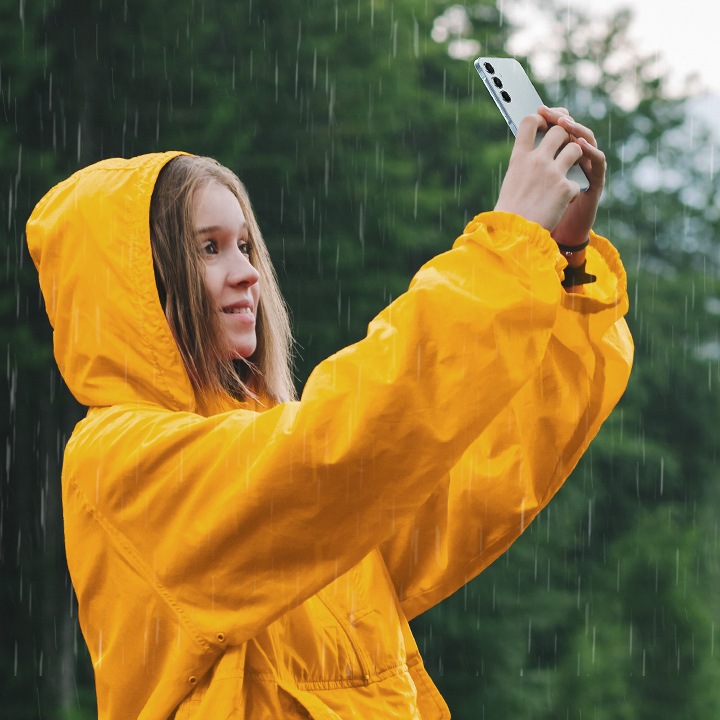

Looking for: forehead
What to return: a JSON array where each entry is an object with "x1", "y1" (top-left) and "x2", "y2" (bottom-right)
[{"x1": 192, "y1": 181, "x2": 246, "y2": 230}]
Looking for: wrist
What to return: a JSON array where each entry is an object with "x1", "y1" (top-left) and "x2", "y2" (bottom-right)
[
  {"x1": 555, "y1": 236, "x2": 589, "y2": 267},
  {"x1": 564, "y1": 248, "x2": 586, "y2": 267}
]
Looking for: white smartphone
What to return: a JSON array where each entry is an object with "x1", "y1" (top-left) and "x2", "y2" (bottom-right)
[{"x1": 474, "y1": 56, "x2": 590, "y2": 192}]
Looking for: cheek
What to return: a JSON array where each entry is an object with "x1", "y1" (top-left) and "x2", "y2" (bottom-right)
[{"x1": 203, "y1": 266, "x2": 223, "y2": 304}]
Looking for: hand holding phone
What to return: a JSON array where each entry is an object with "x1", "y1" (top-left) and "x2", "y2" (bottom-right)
[
  {"x1": 474, "y1": 57, "x2": 590, "y2": 192},
  {"x1": 539, "y1": 107, "x2": 607, "y2": 256},
  {"x1": 494, "y1": 113, "x2": 585, "y2": 232},
  {"x1": 475, "y1": 57, "x2": 606, "y2": 248}
]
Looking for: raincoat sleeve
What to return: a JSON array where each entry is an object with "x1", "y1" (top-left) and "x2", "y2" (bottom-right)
[
  {"x1": 63, "y1": 212, "x2": 627, "y2": 658},
  {"x1": 379, "y1": 216, "x2": 634, "y2": 620}
]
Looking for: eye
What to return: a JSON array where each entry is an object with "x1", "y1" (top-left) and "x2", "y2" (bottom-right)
[
  {"x1": 201, "y1": 240, "x2": 218, "y2": 255},
  {"x1": 239, "y1": 240, "x2": 253, "y2": 257}
]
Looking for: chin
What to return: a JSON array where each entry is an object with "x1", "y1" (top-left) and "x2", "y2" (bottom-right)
[{"x1": 231, "y1": 343, "x2": 257, "y2": 360}]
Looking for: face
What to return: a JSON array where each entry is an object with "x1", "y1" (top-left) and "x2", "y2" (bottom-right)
[{"x1": 192, "y1": 181, "x2": 261, "y2": 359}]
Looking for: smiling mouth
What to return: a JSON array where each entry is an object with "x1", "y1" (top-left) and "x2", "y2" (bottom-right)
[{"x1": 222, "y1": 307, "x2": 253, "y2": 315}]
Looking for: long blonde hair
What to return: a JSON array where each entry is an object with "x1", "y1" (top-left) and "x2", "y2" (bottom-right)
[{"x1": 150, "y1": 155, "x2": 296, "y2": 406}]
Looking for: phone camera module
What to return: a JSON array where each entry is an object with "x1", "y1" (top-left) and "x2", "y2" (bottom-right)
[
  {"x1": 492, "y1": 77, "x2": 503, "y2": 88},
  {"x1": 501, "y1": 91, "x2": 511, "y2": 103},
  {"x1": 483, "y1": 62, "x2": 495, "y2": 74}
]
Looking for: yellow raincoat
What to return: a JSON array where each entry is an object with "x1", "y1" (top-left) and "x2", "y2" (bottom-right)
[{"x1": 27, "y1": 151, "x2": 633, "y2": 719}]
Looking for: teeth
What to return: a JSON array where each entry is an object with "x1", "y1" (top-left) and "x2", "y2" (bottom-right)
[{"x1": 223, "y1": 307, "x2": 251, "y2": 314}]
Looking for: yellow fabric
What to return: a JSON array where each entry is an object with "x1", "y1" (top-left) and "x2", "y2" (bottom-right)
[{"x1": 26, "y1": 153, "x2": 633, "y2": 719}]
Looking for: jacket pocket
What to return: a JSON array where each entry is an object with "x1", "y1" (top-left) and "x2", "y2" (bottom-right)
[{"x1": 269, "y1": 594, "x2": 369, "y2": 686}]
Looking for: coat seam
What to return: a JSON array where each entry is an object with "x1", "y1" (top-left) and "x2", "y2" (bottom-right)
[{"x1": 66, "y1": 472, "x2": 215, "y2": 656}]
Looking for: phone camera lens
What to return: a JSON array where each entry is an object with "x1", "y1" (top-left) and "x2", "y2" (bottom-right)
[
  {"x1": 483, "y1": 62, "x2": 495, "y2": 74},
  {"x1": 492, "y1": 77, "x2": 503, "y2": 88},
  {"x1": 501, "y1": 91, "x2": 511, "y2": 103}
]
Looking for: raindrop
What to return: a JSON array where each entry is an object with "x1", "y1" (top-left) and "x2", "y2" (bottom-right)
[
  {"x1": 358, "y1": 202, "x2": 364, "y2": 253},
  {"x1": 274, "y1": 55, "x2": 279, "y2": 103},
  {"x1": 710, "y1": 144, "x2": 715, "y2": 181},
  {"x1": 328, "y1": 81, "x2": 335, "y2": 124},
  {"x1": 576, "y1": 575, "x2": 581, "y2": 610},
  {"x1": 660, "y1": 457, "x2": 664, "y2": 496},
  {"x1": 40, "y1": 479, "x2": 46, "y2": 531},
  {"x1": 712, "y1": 622, "x2": 715, "y2": 657},
  {"x1": 527, "y1": 617, "x2": 532, "y2": 653}
]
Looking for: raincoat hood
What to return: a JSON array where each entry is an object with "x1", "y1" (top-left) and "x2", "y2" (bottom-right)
[{"x1": 27, "y1": 151, "x2": 195, "y2": 411}]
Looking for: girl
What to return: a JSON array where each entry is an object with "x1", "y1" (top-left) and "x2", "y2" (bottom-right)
[{"x1": 27, "y1": 107, "x2": 632, "y2": 719}]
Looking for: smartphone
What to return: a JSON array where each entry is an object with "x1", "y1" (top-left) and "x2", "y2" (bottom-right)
[{"x1": 474, "y1": 57, "x2": 590, "y2": 191}]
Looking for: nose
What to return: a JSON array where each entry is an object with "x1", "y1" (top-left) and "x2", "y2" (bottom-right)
[{"x1": 227, "y1": 248, "x2": 260, "y2": 287}]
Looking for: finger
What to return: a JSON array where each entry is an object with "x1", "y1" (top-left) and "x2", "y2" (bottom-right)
[
  {"x1": 539, "y1": 106, "x2": 573, "y2": 123},
  {"x1": 539, "y1": 105, "x2": 570, "y2": 115},
  {"x1": 514, "y1": 114, "x2": 545, "y2": 152},
  {"x1": 577, "y1": 136, "x2": 605, "y2": 163},
  {"x1": 555, "y1": 140, "x2": 584, "y2": 173},
  {"x1": 537, "y1": 124, "x2": 573, "y2": 158},
  {"x1": 577, "y1": 137, "x2": 606, "y2": 185},
  {"x1": 557, "y1": 116, "x2": 597, "y2": 148}
]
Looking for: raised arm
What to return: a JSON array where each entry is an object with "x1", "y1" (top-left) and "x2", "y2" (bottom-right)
[
  {"x1": 379, "y1": 108, "x2": 632, "y2": 618},
  {"x1": 379, "y1": 225, "x2": 632, "y2": 619}
]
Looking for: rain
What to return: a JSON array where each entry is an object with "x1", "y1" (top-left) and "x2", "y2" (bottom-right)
[{"x1": 3, "y1": 0, "x2": 720, "y2": 718}]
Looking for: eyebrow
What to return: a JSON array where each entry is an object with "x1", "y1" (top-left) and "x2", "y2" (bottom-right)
[{"x1": 195, "y1": 222, "x2": 249, "y2": 235}]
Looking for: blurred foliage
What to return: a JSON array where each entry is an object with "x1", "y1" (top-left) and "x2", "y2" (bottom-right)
[{"x1": 3, "y1": 0, "x2": 720, "y2": 718}]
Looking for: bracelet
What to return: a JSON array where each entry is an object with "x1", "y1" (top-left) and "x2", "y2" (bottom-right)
[
  {"x1": 556, "y1": 237, "x2": 590, "y2": 256},
  {"x1": 561, "y1": 259, "x2": 597, "y2": 288}
]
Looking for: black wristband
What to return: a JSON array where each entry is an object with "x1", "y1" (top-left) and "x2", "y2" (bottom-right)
[
  {"x1": 556, "y1": 237, "x2": 590, "y2": 255},
  {"x1": 561, "y1": 259, "x2": 597, "y2": 289}
]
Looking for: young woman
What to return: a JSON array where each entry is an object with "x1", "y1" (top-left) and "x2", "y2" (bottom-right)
[{"x1": 27, "y1": 107, "x2": 633, "y2": 719}]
